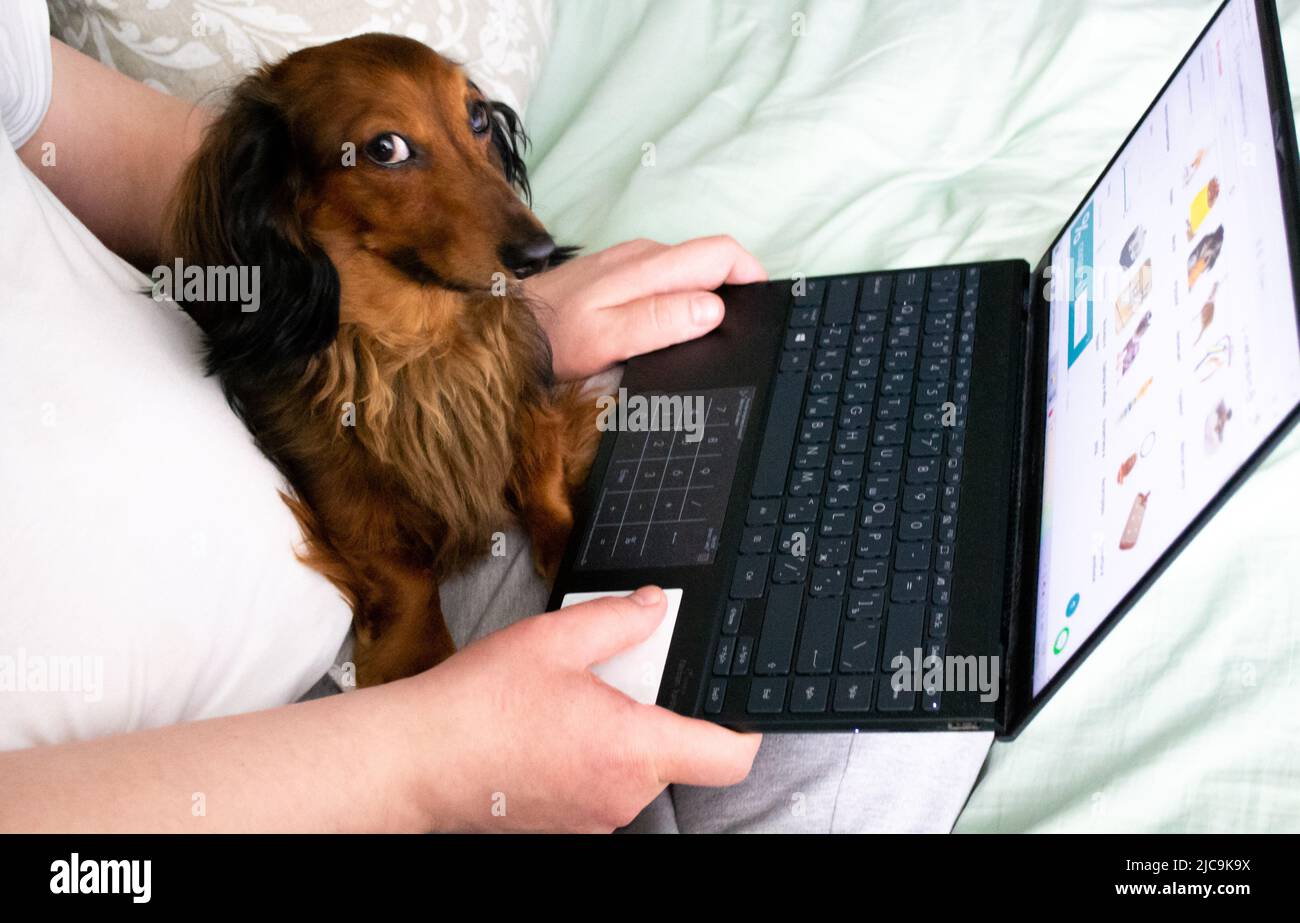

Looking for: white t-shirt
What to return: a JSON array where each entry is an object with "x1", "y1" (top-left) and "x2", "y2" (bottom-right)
[
  {"x1": 0, "y1": 0, "x2": 52, "y2": 148},
  {"x1": 0, "y1": 1, "x2": 351, "y2": 750}
]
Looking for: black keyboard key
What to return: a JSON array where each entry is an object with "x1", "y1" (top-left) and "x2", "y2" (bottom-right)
[
  {"x1": 748, "y1": 677, "x2": 787, "y2": 713},
  {"x1": 797, "y1": 596, "x2": 842, "y2": 674},
  {"x1": 837, "y1": 404, "x2": 871, "y2": 430},
  {"x1": 704, "y1": 679, "x2": 726, "y2": 714},
  {"x1": 751, "y1": 372, "x2": 806, "y2": 498},
  {"x1": 789, "y1": 468, "x2": 824, "y2": 497},
  {"x1": 804, "y1": 393, "x2": 837, "y2": 418},
  {"x1": 853, "y1": 560, "x2": 888, "y2": 589},
  {"x1": 800, "y1": 418, "x2": 832, "y2": 443},
  {"x1": 794, "y1": 279, "x2": 824, "y2": 306},
  {"x1": 882, "y1": 603, "x2": 925, "y2": 672},
  {"x1": 777, "y1": 526, "x2": 808, "y2": 555},
  {"x1": 809, "y1": 369, "x2": 842, "y2": 394},
  {"x1": 860, "y1": 275, "x2": 891, "y2": 312},
  {"x1": 790, "y1": 676, "x2": 831, "y2": 713},
  {"x1": 722, "y1": 600, "x2": 744, "y2": 635},
  {"x1": 733, "y1": 636, "x2": 754, "y2": 675},
  {"x1": 783, "y1": 497, "x2": 818, "y2": 524},
  {"x1": 928, "y1": 607, "x2": 949, "y2": 638},
  {"x1": 895, "y1": 270, "x2": 926, "y2": 305},
  {"x1": 859, "y1": 500, "x2": 895, "y2": 529},
  {"x1": 903, "y1": 484, "x2": 937, "y2": 512},
  {"x1": 814, "y1": 349, "x2": 846, "y2": 372},
  {"x1": 839, "y1": 620, "x2": 880, "y2": 674},
  {"x1": 747, "y1": 498, "x2": 780, "y2": 525},
  {"x1": 901, "y1": 512, "x2": 933, "y2": 540},
  {"x1": 790, "y1": 306, "x2": 819, "y2": 328},
  {"x1": 846, "y1": 356, "x2": 880, "y2": 380},
  {"x1": 836, "y1": 426, "x2": 871, "y2": 455},
  {"x1": 878, "y1": 677, "x2": 916, "y2": 712},
  {"x1": 714, "y1": 637, "x2": 735, "y2": 676},
  {"x1": 772, "y1": 555, "x2": 808, "y2": 584},
  {"x1": 819, "y1": 325, "x2": 850, "y2": 349},
  {"x1": 833, "y1": 676, "x2": 873, "y2": 712},
  {"x1": 932, "y1": 572, "x2": 952, "y2": 607},
  {"x1": 829, "y1": 454, "x2": 864, "y2": 482},
  {"x1": 794, "y1": 444, "x2": 827, "y2": 469},
  {"x1": 891, "y1": 573, "x2": 928, "y2": 603},
  {"x1": 847, "y1": 590, "x2": 885, "y2": 620},
  {"x1": 819, "y1": 509, "x2": 854, "y2": 537},
  {"x1": 755, "y1": 584, "x2": 802, "y2": 675},
  {"x1": 842, "y1": 380, "x2": 874, "y2": 405},
  {"x1": 824, "y1": 277, "x2": 859, "y2": 325},
  {"x1": 740, "y1": 526, "x2": 775, "y2": 554},
  {"x1": 815, "y1": 536, "x2": 851, "y2": 567},
  {"x1": 780, "y1": 350, "x2": 810, "y2": 373},
  {"x1": 824, "y1": 480, "x2": 859, "y2": 509},
  {"x1": 864, "y1": 473, "x2": 900, "y2": 501},
  {"x1": 907, "y1": 457, "x2": 940, "y2": 484},
  {"x1": 895, "y1": 541, "x2": 932, "y2": 572},
  {"x1": 731, "y1": 557, "x2": 769, "y2": 599},
  {"x1": 785, "y1": 328, "x2": 815, "y2": 351},
  {"x1": 870, "y1": 447, "x2": 903, "y2": 472},
  {"x1": 856, "y1": 528, "x2": 891, "y2": 559},
  {"x1": 932, "y1": 268, "x2": 961, "y2": 291},
  {"x1": 873, "y1": 420, "x2": 906, "y2": 446},
  {"x1": 809, "y1": 566, "x2": 848, "y2": 597}
]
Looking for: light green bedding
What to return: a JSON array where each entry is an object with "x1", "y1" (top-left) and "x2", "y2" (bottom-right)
[{"x1": 524, "y1": 0, "x2": 1300, "y2": 832}]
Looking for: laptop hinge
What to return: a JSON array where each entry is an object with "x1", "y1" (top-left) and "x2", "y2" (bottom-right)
[{"x1": 996, "y1": 276, "x2": 1042, "y2": 733}]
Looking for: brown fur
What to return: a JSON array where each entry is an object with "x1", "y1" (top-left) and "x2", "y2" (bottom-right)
[{"x1": 166, "y1": 35, "x2": 600, "y2": 685}]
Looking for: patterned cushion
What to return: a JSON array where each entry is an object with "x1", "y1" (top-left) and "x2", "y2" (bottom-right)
[{"x1": 47, "y1": 0, "x2": 554, "y2": 113}]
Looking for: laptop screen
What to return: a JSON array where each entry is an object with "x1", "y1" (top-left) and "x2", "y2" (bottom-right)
[{"x1": 1032, "y1": 0, "x2": 1300, "y2": 695}]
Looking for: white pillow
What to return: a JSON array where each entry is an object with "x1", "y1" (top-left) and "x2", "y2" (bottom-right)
[
  {"x1": 47, "y1": 0, "x2": 555, "y2": 115},
  {"x1": 0, "y1": 135, "x2": 352, "y2": 750}
]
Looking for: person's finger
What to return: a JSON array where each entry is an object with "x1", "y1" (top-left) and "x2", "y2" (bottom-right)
[
  {"x1": 643, "y1": 708, "x2": 763, "y2": 787},
  {"x1": 632, "y1": 235, "x2": 768, "y2": 292},
  {"x1": 600, "y1": 290, "x2": 726, "y2": 363},
  {"x1": 589, "y1": 235, "x2": 768, "y2": 306},
  {"x1": 543, "y1": 586, "x2": 668, "y2": 669}
]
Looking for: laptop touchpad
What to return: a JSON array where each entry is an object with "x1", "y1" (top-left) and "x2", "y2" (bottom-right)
[
  {"x1": 559, "y1": 589, "x2": 683, "y2": 705},
  {"x1": 575, "y1": 387, "x2": 754, "y2": 571}
]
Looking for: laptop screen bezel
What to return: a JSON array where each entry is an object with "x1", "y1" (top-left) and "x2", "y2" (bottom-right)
[{"x1": 1007, "y1": 0, "x2": 1300, "y2": 736}]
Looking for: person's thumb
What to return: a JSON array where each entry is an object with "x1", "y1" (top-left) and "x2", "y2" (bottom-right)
[{"x1": 546, "y1": 586, "x2": 667, "y2": 669}]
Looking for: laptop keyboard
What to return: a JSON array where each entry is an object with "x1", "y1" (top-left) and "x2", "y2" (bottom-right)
[{"x1": 707, "y1": 267, "x2": 978, "y2": 718}]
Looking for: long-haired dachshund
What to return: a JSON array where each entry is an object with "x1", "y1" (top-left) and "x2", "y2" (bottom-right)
[{"x1": 166, "y1": 34, "x2": 600, "y2": 686}]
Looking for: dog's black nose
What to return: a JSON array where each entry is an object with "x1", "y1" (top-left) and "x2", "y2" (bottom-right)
[{"x1": 500, "y1": 234, "x2": 557, "y2": 279}]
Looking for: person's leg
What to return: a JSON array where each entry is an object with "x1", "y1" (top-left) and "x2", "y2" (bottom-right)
[{"x1": 622, "y1": 732, "x2": 992, "y2": 833}]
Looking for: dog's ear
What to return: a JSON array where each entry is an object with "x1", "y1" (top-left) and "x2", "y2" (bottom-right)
[
  {"x1": 487, "y1": 99, "x2": 532, "y2": 204},
  {"x1": 166, "y1": 80, "x2": 339, "y2": 381}
]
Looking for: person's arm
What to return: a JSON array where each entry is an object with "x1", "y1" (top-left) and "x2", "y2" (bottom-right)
[
  {"x1": 17, "y1": 38, "x2": 210, "y2": 268},
  {"x1": 0, "y1": 589, "x2": 759, "y2": 833}
]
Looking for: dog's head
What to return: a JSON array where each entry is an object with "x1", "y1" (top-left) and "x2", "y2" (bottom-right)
[{"x1": 169, "y1": 34, "x2": 561, "y2": 380}]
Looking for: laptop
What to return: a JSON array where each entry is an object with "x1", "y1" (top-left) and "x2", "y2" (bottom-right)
[{"x1": 548, "y1": 0, "x2": 1300, "y2": 737}]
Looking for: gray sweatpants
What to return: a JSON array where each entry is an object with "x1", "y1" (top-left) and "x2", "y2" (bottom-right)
[{"x1": 431, "y1": 527, "x2": 993, "y2": 834}]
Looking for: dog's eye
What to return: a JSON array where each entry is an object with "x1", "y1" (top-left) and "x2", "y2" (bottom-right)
[
  {"x1": 469, "y1": 102, "x2": 490, "y2": 136},
  {"x1": 364, "y1": 133, "x2": 411, "y2": 166}
]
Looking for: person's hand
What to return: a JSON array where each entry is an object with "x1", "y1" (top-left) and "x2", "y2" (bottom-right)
[
  {"x1": 402, "y1": 586, "x2": 761, "y2": 832},
  {"x1": 523, "y1": 236, "x2": 768, "y2": 381}
]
